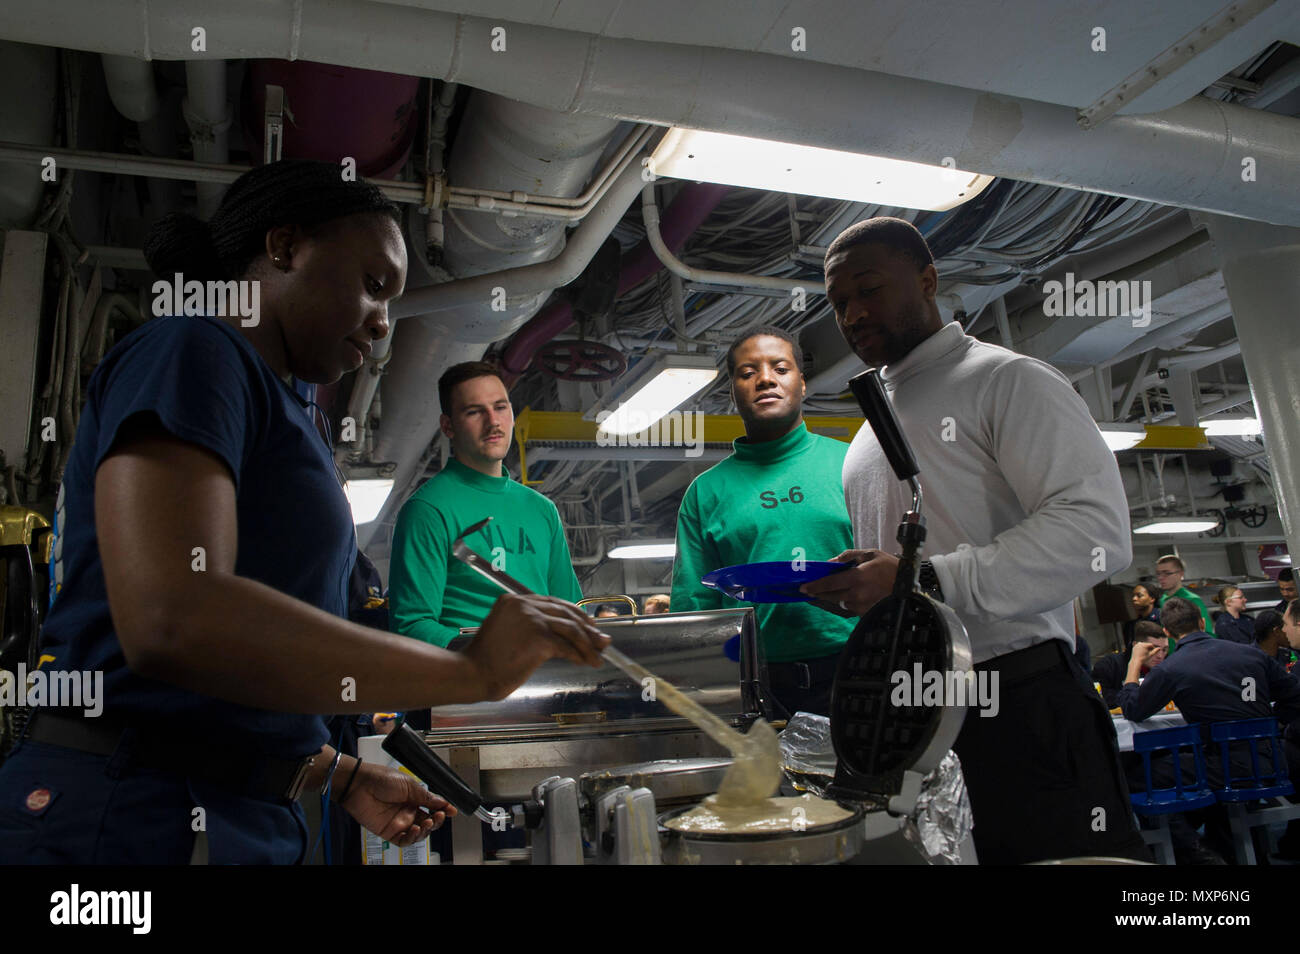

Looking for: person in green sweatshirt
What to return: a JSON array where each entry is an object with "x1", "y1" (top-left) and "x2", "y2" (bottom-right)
[
  {"x1": 1154, "y1": 554, "x2": 1215, "y2": 635},
  {"x1": 671, "y1": 326, "x2": 857, "y2": 718},
  {"x1": 388, "y1": 362, "x2": 582, "y2": 648}
]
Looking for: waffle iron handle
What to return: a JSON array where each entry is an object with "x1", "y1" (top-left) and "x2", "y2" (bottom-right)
[
  {"x1": 382, "y1": 721, "x2": 499, "y2": 824},
  {"x1": 848, "y1": 371, "x2": 925, "y2": 601},
  {"x1": 848, "y1": 369, "x2": 918, "y2": 483}
]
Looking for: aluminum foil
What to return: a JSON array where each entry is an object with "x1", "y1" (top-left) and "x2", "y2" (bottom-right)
[
  {"x1": 914, "y1": 751, "x2": 972, "y2": 865},
  {"x1": 778, "y1": 712, "x2": 973, "y2": 864}
]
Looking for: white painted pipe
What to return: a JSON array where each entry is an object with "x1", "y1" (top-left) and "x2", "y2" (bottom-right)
[
  {"x1": 100, "y1": 55, "x2": 157, "y2": 121},
  {"x1": 642, "y1": 183, "x2": 825, "y2": 296},
  {"x1": 1075, "y1": 296, "x2": 1233, "y2": 386},
  {"x1": 1119, "y1": 341, "x2": 1243, "y2": 398},
  {"x1": 1158, "y1": 342, "x2": 1241, "y2": 371},
  {"x1": 360, "y1": 95, "x2": 625, "y2": 548},
  {"x1": 182, "y1": 60, "x2": 230, "y2": 219},
  {"x1": 805, "y1": 351, "x2": 866, "y2": 397},
  {"x1": 1195, "y1": 213, "x2": 1300, "y2": 564},
  {"x1": 389, "y1": 163, "x2": 646, "y2": 321},
  {"x1": 5, "y1": 4, "x2": 1300, "y2": 224}
]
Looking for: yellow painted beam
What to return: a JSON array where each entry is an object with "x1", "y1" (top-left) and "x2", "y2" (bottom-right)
[
  {"x1": 515, "y1": 408, "x2": 864, "y2": 445},
  {"x1": 1133, "y1": 425, "x2": 1213, "y2": 451}
]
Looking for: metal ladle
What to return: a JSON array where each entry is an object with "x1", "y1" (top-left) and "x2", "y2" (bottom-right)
[{"x1": 452, "y1": 517, "x2": 781, "y2": 805}]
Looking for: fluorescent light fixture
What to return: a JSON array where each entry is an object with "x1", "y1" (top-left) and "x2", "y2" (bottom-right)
[
  {"x1": 1201, "y1": 417, "x2": 1262, "y2": 437},
  {"x1": 649, "y1": 127, "x2": 993, "y2": 211},
  {"x1": 1134, "y1": 518, "x2": 1221, "y2": 534},
  {"x1": 343, "y1": 478, "x2": 393, "y2": 525},
  {"x1": 588, "y1": 352, "x2": 718, "y2": 437},
  {"x1": 608, "y1": 539, "x2": 676, "y2": 560},
  {"x1": 1098, "y1": 423, "x2": 1147, "y2": 451}
]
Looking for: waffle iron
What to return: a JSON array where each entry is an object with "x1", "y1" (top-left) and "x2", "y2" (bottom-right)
[{"x1": 825, "y1": 368, "x2": 974, "y2": 816}]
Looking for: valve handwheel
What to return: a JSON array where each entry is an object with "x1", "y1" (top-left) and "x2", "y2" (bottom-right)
[
  {"x1": 1238, "y1": 504, "x2": 1267, "y2": 529},
  {"x1": 538, "y1": 339, "x2": 627, "y2": 382}
]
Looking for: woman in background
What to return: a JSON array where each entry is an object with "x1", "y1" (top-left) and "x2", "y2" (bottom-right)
[
  {"x1": 1121, "y1": 582, "x2": 1161, "y2": 651},
  {"x1": 1212, "y1": 585, "x2": 1254, "y2": 644}
]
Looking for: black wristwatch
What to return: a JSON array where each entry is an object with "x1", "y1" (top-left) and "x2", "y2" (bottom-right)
[{"x1": 918, "y1": 560, "x2": 944, "y2": 603}]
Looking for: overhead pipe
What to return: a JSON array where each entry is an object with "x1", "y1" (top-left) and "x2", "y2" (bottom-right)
[
  {"x1": 1068, "y1": 296, "x2": 1233, "y2": 384},
  {"x1": 100, "y1": 55, "x2": 157, "y2": 121},
  {"x1": 1111, "y1": 341, "x2": 1243, "y2": 401},
  {"x1": 359, "y1": 95, "x2": 625, "y2": 549},
  {"x1": 0, "y1": 139, "x2": 635, "y2": 220},
  {"x1": 1195, "y1": 213, "x2": 1300, "y2": 563},
  {"x1": 7, "y1": 4, "x2": 1300, "y2": 224},
  {"x1": 344, "y1": 158, "x2": 645, "y2": 459},
  {"x1": 182, "y1": 61, "x2": 231, "y2": 219},
  {"x1": 1147, "y1": 388, "x2": 1254, "y2": 422},
  {"x1": 641, "y1": 182, "x2": 827, "y2": 295},
  {"x1": 388, "y1": 163, "x2": 647, "y2": 320},
  {"x1": 499, "y1": 182, "x2": 730, "y2": 379},
  {"x1": 423, "y1": 79, "x2": 459, "y2": 266},
  {"x1": 0, "y1": 141, "x2": 427, "y2": 201},
  {"x1": 0, "y1": 41, "x2": 58, "y2": 228}
]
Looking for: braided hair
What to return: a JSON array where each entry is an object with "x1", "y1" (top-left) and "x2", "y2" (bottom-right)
[
  {"x1": 144, "y1": 160, "x2": 401, "y2": 281},
  {"x1": 1254, "y1": 610, "x2": 1284, "y2": 644}
]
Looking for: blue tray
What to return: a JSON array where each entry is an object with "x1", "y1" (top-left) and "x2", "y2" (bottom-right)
[{"x1": 701, "y1": 561, "x2": 853, "y2": 604}]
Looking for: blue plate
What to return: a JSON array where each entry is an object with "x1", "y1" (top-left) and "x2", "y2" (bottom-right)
[{"x1": 701, "y1": 561, "x2": 853, "y2": 604}]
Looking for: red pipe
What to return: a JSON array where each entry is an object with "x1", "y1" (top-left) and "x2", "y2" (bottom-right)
[{"x1": 499, "y1": 183, "x2": 730, "y2": 383}]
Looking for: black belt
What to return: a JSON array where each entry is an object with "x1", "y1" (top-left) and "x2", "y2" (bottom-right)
[
  {"x1": 974, "y1": 639, "x2": 1072, "y2": 684},
  {"x1": 768, "y1": 653, "x2": 842, "y2": 691},
  {"x1": 25, "y1": 712, "x2": 316, "y2": 802}
]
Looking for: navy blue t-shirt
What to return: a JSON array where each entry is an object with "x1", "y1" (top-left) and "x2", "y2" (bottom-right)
[{"x1": 44, "y1": 315, "x2": 354, "y2": 758}]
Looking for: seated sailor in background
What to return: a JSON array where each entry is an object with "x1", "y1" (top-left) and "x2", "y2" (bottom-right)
[
  {"x1": 1092, "y1": 620, "x2": 1167, "y2": 709},
  {"x1": 1119, "y1": 596, "x2": 1300, "y2": 863},
  {"x1": 670, "y1": 327, "x2": 857, "y2": 718},
  {"x1": 1211, "y1": 585, "x2": 1254, "y2": 645},
  {"x1": 1254, "y1": 609, "x2": 1298, "y2": 671},
  {"x1": 388, "y1": 361, "x2": 584, "y2": 648}
]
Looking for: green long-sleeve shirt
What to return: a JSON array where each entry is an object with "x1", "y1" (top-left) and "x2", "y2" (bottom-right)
[
  {"x1": 388, "y1": 458, "x2": 582, "y2": 646},
  {"x1": 670, "y1": 423, "x2": 858, "y2": 662},
  {"x1": 1161, "y1": 586, "x2": 1215, "y2": 634}
]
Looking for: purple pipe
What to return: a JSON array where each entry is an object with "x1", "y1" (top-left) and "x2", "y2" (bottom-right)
[{"x1": 500, "y1": 182, "x2": 730, "y2": 379}]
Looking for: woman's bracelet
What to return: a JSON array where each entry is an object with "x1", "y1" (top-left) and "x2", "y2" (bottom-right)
[{"x1": 319, "y1": 748, "x2": 343, "y2": 794}]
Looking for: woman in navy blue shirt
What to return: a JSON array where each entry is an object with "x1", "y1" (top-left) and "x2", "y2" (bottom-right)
[
  {"x1": 0, "y1": 161, "x2": 607, "y2": 864},
  {"x1": 1212, "y1": 585, "x2": 1254, "y2": 645},
  {"x1": 1121, "y1": 582, "x2": 1161, "y2": 651}
]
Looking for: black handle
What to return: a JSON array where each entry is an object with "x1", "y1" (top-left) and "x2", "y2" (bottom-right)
[
  {"x1": 381, "y1": 722, "x2": 484, "y2": 817},
  {"x1": 848, "y1": 369, "x2": 919, "y2": 482}
]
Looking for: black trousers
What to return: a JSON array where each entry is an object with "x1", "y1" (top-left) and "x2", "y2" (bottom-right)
[
  {"x1": 953, "y1": 639, "x2": 1151, "y2": 865},
  {"x1": 767, "y1": 653, "x2": 842, "y2": 719}
]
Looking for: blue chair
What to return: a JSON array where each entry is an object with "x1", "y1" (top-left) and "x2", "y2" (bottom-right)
[
  {"x1": 1130, "y1": 724, "x2": 1217, "y2": 865},
  {"x1": 1210, "y1": 718, "x2": 1300, "y2": 865}
]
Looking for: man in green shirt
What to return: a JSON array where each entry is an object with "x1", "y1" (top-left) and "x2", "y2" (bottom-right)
[
  {"x1": 1155, "y1": 554, "x2": 1215, "y2": 634},
  {"x1": 389, "y1": 362, "x2": 583, "y2": 647},
  {"x1": 671, "y1": 326, "x2": 857, "y2": 718}
]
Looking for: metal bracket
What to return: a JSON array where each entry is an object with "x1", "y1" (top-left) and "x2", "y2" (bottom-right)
[
  {"x1": 264, "y1": 85, "x2": 287, "y2": 164},
  {"x1": 532, "y1": 776, "x2": 584, "y2": 865}
]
